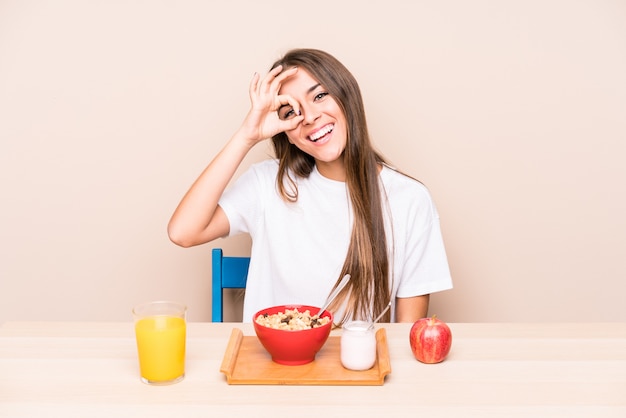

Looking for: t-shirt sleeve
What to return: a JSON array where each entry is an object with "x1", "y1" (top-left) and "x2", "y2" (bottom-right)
[
  {"x1": 218, "y1": 162, "x2": 274, "y2": 237},
  {"x1": 395, "y1": 186, "x2": 453, "y2": 298}
]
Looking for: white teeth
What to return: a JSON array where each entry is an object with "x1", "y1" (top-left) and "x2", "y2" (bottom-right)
[{"x1": 309, "y1": 125, "x2": 333, "y2": 141}]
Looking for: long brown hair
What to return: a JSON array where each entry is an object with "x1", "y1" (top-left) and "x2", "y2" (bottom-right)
[{"x1": 270, "y1": 49, "x2": 391, "y2": 324}]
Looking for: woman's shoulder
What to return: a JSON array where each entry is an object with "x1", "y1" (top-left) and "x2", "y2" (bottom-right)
[
  {"x1": 249, "y1": 158, "x2": 279, "y2": 172},
  {"x1": 380, "y1": 165, "x2": 430, "y2": 195},
  {"x1": 380, "y1": 165, "x2": 440, "y2": 219},
  {"x1": 227, "y1": 159, "x2": 279, "y2": 193},
  {"x1": 242, "y1": 159, "x2": 280, "y2": 180}
]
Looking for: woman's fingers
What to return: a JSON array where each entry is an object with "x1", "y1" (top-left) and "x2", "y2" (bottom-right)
[
  {"x1": 255, "y1": 65, "x2": 283, "y2": 96},
  {"x1": 257, "y1": 65, "x2": 298, "y2": 98},
  {"x1": 272, "y1": 65, "x2": 298, "y2": 87},
  {"x1": 248, "y1": 71, "x2": 261, "y2": 100},
  {"x1": 249, "y1": 67, "x2": 300, "y2": 114},
  {"x1": 244, "y1": 65, "x2": 302, "y2": 139},
  {"x1": 275, "y1": 93, "x2": 301, "y2": 120}
]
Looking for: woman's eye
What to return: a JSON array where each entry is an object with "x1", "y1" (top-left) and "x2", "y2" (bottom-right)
[
  {"x1": 279, "y1": 107, "x2": 295, "y2": 120},
  {"x1": 314, "y1": 92, "x2": 329, "y2": 101}
]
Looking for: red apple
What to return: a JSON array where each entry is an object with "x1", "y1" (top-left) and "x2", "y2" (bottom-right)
[{"x1": 409, "y1": 315, "x2": 452, "y2": 363}]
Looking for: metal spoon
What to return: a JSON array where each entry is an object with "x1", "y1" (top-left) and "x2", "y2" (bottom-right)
[
  {"x1": 316, "y1": 274, "x2": 351, "y2": 317},
  {"x1": 368, "y1": 301, "x2": 392, "y2": 329}
]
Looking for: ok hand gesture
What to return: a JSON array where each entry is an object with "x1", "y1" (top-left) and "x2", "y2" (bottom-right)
[{"x1": 239, "y1": 65, "x2": 304, "y2": 145}]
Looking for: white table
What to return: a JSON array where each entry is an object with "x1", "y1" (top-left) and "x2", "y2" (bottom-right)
[{"x1": 1, "y1": 322, "x2": 625, "y2": 417}]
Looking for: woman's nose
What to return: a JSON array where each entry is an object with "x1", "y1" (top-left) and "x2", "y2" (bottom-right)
[{"x1": 301, "y1": 106, "x2": 320, "y2": 125}]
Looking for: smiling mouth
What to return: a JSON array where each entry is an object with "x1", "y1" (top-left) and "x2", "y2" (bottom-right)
[{"x1": 308, "y1": 124, "x2": 334, "y2": 142}]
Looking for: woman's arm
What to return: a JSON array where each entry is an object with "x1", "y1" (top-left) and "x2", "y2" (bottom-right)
[
  {"x1": 167, "y1": 66, "x2": 303, "y2": 247},
  {"x1": 395, "y1": 294, "x2": 430, "y2": 322},
  {"x1": 166, "y1": 134, "x2": 254, "y2": 247}
]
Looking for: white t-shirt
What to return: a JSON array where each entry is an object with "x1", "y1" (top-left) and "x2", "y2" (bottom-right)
[{"x1": 219, "y1": 159, "x2": 452, "y2": 322}]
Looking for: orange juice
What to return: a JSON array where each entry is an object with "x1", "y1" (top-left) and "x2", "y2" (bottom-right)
[{"x1": 135, "y1": 315, "x2": 186, "y2": 383}]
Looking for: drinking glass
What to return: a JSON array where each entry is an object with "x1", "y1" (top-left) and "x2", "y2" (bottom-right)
[{"x1": 132, "y1": 301, "x2": 187, "y2": 385}]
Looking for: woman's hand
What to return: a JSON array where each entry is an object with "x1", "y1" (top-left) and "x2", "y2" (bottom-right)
[{"x1": 238, "y1": 65, "x2": 304, "y2": 145}]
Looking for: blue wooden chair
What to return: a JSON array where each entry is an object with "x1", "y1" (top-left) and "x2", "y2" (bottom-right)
[{"x1": 211, "y1": 248, "x2": 250, "y2": 322}]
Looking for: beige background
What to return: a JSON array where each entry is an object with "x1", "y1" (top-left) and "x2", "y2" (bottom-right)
[{"x1": 1, "y1": 0, "x2": 625, "y2": 323}]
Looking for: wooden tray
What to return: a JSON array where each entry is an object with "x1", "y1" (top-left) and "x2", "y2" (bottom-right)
[{"x1": 220, "y1": 328, "x2": 391, "y2": 385}]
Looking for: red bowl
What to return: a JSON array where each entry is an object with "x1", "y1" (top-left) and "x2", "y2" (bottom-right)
[{"x1": 252, "y1": 304, "x2": 333, "y2": 366}]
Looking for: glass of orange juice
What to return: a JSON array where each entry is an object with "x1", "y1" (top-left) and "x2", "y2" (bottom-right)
[{"x1": 132, "y1": 301, "x2": 187, "y2": 385}]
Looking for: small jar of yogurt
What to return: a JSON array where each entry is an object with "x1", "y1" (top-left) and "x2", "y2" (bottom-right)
[{"x1": 340, "y1": 320, "x2": 377, "y2": 371}]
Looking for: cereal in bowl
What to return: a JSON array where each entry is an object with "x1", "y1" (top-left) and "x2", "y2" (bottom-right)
[{"x1": 255, "y1": 308, "x2": 330, "y2": 330}]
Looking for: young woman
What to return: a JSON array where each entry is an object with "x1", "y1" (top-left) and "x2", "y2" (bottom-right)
[{"x1": 168, "y1": 48, "x2": 452, "y2": 324}]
